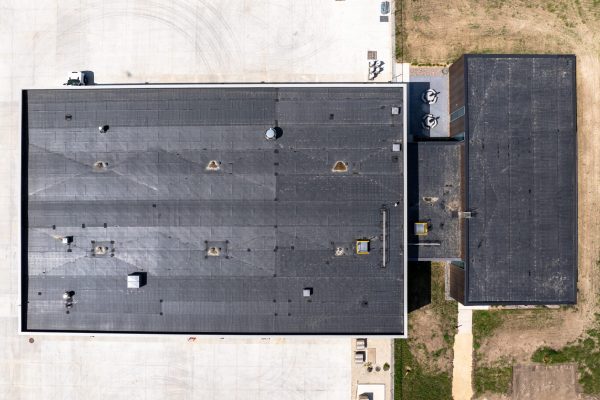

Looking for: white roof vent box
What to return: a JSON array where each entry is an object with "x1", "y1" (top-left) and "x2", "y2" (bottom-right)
[{"x1": 127, "y1": 272, "x2": 147, "y2": 289}]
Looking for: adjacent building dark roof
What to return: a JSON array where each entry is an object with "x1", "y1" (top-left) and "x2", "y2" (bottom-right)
[
  {"x1": 463, "y1": 55, "x2": 577, "y2": 304},
  {"x1": 22, "y1": 86, "x2": 406, "y2": 334},
  {"x1": 407, "y1": 142, "x2": 461, "y2": 260}
]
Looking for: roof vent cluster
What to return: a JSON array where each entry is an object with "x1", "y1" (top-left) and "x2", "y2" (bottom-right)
[{"x1": 368, "y1": 60, "x2": 384, "y2": 80}]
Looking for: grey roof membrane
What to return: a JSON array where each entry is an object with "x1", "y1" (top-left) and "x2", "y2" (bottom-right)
[
  {"x1": 464, "y1": 55, "x2": 577, "y2": 304},
  {"x1": 23, "y1": 86, "x2": 405, "y2": 334},
  {"x1": 407, "y1": 142, "x2": 461, "y2": 260}
]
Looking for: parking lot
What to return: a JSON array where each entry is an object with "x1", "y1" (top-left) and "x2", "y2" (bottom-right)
[{"x1": 0, "y1": 0, "x2": 395, "y2": 398}]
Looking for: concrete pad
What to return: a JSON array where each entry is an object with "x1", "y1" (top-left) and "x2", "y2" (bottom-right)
[
  {"x1": 0, "y1": 332, "x2": 352, "y2": 400},
  {"x1": 513, "y1": 364, "x2": 579, "y2": 400},
  {"x1": 453, "y1": 305, "x2": 474, "y2": 400},
  {"x1": 452, "y1": 333, "x2": 474, "y2": 400},
  {"x1": 458, "y1": 306, "x2": 473, "y2": 334},
  {"x1": 0, "y1": 0, "x2": 396, "y2": 397}
]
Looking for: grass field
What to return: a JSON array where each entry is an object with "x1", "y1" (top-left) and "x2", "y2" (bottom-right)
[{"x1": 472, "y1": 311, "x2": 514, "y2": 395}]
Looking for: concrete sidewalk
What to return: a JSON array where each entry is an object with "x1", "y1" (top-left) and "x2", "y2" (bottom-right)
[{"x1": 452, "y1": 305, "x2": 474, "y2": 400}]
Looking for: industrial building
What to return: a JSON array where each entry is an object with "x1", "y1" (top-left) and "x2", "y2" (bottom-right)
[
  {"x1": 21, "y1": 85, "x2": 408, "y2": 335},
  {"x1": 20, "y1": 55, "x2": 578, "y2": 335},
  {"x1": 447, "y1": 55, "x2": 578, "y2": 305}
]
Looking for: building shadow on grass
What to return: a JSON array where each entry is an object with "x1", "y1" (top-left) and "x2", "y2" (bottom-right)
[{"x1": 407, "y1": 261, "x2": 431, "y2": 313}]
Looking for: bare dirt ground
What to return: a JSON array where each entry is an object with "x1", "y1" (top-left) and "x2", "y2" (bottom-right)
[
  {"x1": 398, "y1": 0, "x2": 600, "y2": 366},
  {"x1": 410, "y1": 306, "x2": 454, "y2": 372}
]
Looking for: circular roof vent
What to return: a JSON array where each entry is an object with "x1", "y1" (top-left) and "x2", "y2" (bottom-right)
[
  {"x1": 422, "y1": 114, "x2": 439, "y2": 129},
  {"x1": 421, "y1": 89, "x2": 439, "y2": 104},
  {"x1": 265, "y1": 127, "x2": 277, "y2": 140}
]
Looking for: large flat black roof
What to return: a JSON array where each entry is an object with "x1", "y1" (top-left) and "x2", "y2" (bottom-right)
[
  {"x1": 463, "y1": 55, "x2": 577, "y2": 304},
  {"x1": 22, "y1": 85, "x2": 406, "y2": 334}
]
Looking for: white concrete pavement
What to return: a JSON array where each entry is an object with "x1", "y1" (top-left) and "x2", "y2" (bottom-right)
[
  {"x1": 0, "y1": 0, "x2": 397, "y2": 399},
  {"x1": 452, "y1": 304, "x2": 476, "y2": 400},
  {"x1": 452, "y1": 304, "x2": 490, "y2": 400}
]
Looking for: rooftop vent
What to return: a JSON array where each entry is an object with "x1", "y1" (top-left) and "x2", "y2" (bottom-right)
[
  {"x1": 332, "y1": 161, "x2": 348, "y2": 172},
  {"x1": 61, "y1": 236, "x2": 73, "y2": 244},
  {"x1": 93, "y1": 161, "x2": 109, "y2": 171},
  {"x1": 414, "y1": 222, "x2": 429, "y2": 236},
  {"x1": 422, "y1": 114, "x2": 439, "y2": 129},
  {"x1": 421, "y1": 89, "x2": 440, "y2": 104},
  {"x1": 265, "y1": 127, "x2": 277, "y2": 140},
  {"x1": 94, "y1": 245, "x2": 109, "y2": 255},
  {"x1": 90, "y1": 240, "x2": 114, "y2": 257},
  {"x1": 303, "y1": 287, "x2": 313, "y2": 297},
  {"x1": 335, "y1": 247, "x2": 346, "y2": 256},
  {"x1": 459, "y1": 211, "x2": 473, "y2": 219},
  {"x1": 206, "y1": 160, "x2": 221, "y2": 171},
  {"x1": 127, "y1": 272, "x2": 147, "y2": 289},
  {"x1": 207, "y1": 246, "x2": 221, "y2": 256},
  {"x1": 98, "y1": 125, "x2": 109, "y2": 133},
  {"x1": 62, "y1": 290, "x2": 75, "y2": 308},
  {"x1": 356, "y1": 240, "x2": 370, "y2": 255}
]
